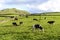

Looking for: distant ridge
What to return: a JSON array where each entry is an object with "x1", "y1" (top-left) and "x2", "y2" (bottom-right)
[
  {"x1": 0, "y1": 8, "x2": 30, "y2": 15},
  {"x1": 31, "y1": 12, "x2": 60, "y2": 16}
]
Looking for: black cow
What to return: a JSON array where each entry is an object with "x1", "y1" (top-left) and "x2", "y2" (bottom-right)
[
  {"x1": 12, "y1": 22, "x2": 18, "y2": 26},
  {"x1": 33, "y1": 19, "x2": 38, "y2": 21},
  {"x1": 47, "y1": 21, "x2": 55, "y2": 24},
  {"x1": 14, "y1": 17, "x2": 18, "y2": 20},
  {"x1": 19, "y1": 22, "x2": 23, "y2": 24},
  {"x1": 32, "y1": 24, "x2": 44, "y2": 32},
  {"x1": 10, "y1": 16, "x2": 14, "y2": 18}
]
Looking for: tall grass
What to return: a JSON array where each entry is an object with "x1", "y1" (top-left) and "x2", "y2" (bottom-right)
[{"x1": 0, "y1": 15, "x2": 60, "y2": 40}]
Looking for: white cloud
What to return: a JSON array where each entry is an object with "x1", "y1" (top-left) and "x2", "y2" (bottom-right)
[
  {"x1": 26, "y1": 4, "x2": 36, "y2": 8},
  {"x1": 0, "y1": 0, "x2": 5, "y2": 8},
  {"x1": 37, "y1": 0, "x2": 60, "y2": 12},
  {"x1": 26, "y1": 0, "x2": 60, "y2": 12},
  {"x1": 0, "y1": 0, "x2": 13, "y2": 9},
  {"x1": 0, "y1": 4, "x2": 2, "y2": 7},
  {"x1": 0, "y1": 0, "x2": 60, "y2": 13},
  {"x1": 0, "y1": 0, "x2": 5, "y2": 3}
]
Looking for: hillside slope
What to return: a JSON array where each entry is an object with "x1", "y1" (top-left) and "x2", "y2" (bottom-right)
[
  {"x1": 43, "y1": 12, "x2": 60, "y2": 15},
  {"x1": 32, "y1": 12, "x2": 60, "y2": 16},
  {"x1": 0, "y1": 8, "x2": 30, "y2": 15}
]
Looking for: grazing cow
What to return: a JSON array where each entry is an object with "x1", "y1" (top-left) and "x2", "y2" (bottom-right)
[
  {"x1": 32, "y1": 24, "x2": 44, "y2": 32},
  {"x1": 33, "y1": 19, "x2": 38, "y2": 21},
  {"x1": 19, "y1": 22, "x2": 23, "y2": 24},
  {"x1": 47, "y1": 21, "x2": 55, "y2": 24},
  {"x1": 12, "y1": 22, "x2": 18, "y2": 26},
  {"x1": 14, "y1": 17, "x2": 18, "y2": 20},
  {"x1": 10, "y1": 16, "x2": 14, "y2": 18}
]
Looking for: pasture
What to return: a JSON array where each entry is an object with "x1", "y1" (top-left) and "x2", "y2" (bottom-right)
[{"x1": 0, "y1": 15, "x2": 60, "y2": 40}]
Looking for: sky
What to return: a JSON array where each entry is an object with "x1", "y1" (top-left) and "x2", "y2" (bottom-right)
[{"x1": 0, "y1": 0, "x2": 60, "y2": 13}]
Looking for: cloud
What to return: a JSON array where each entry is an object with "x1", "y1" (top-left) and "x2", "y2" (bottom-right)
[
  {"x1": 0, "y1": 0, "x2": 5, "y2": 3},
  {"x1": 0, "y1": 0, "x2": 50, "y2": 13},
  {"x1": 0, "y1": 0, "x2": 6, "y2": 9},
  {"x1": 37, "y1": 0, "x2": 60, "y2": 12},
  {"x1": 4, "y1": 0, "x2": 48, "y2": 5},
  {"x1": 26, "y1": 0, "x2": 60, "y2": 12}
]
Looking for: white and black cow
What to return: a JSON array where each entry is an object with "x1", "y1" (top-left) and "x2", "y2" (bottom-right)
[{"x1": 32, "y1": 24, "x2": 44, "y2": 32}]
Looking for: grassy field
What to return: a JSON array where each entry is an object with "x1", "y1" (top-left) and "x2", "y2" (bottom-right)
[{"x1": 0, "y1": 15, "x2": 60, "y2": 40}]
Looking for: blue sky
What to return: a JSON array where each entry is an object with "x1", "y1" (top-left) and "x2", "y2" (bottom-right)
[{"x1": 0, "y1": 0, "x2": 60, "y2": 13}]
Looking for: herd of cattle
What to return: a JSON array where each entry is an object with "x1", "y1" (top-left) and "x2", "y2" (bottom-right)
[{"x1": 11, "y1": 16, "x2": 55, "y2": 32}]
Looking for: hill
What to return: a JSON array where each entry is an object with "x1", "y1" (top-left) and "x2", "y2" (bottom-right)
[
  {"x1": 32, "y1": 12, "x2": 60, "y2": 16},
  {"x1": 0, "y1": 8, "x2": 30, "y2": 15},
  {"x1": 42, "y1": 12, "x2": 60, "y2": 15}
]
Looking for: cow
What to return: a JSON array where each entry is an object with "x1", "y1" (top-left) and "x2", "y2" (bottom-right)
[
  {"x1": 14, "y1": 17, "x2": 18, "y2": 20},
  {"x1": 47, "y1": 21, "x2": 55, "y2": 24},
  {"x1": 10, "y1": 16, "x2": 14, "y2": 18},
  {"x1": 33, "y1": 19, "x2": 38, "y2": 21},
  {"x1": 32, "y1": 24, "x2": 44, "y2": 32},
  {"x1": 19, "y1": 22, "x2": 23, "y2": 25},
  {"x1": 12, "y1": 22, "x2": 18, "y2": 26}
]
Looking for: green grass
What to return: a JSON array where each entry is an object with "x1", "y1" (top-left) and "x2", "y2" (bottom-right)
[{"x1": 0, "y1": 15, "x2": 60, "y2": 40}]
